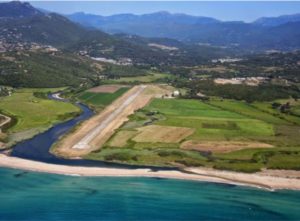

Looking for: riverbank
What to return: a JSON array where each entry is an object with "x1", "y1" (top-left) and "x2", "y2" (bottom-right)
[
  {"x1": 53, "y1": 84, "x2": 170, "y2": 158},
  {"x1": 1, "y1": 154, "x2": 300, "y2": 190}
]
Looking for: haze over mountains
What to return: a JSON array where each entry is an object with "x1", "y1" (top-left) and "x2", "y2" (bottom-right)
[
  {"x1": 1, "y1": 1, "x2": 300, "y2": 89},
  {"x1": 1, "y1": 0, "x2": 300, "y2": 58},
  {"x1": 2, "y1": 1, "x2": 237, "y2": 71},
  {"x1": 68, "y1": 11, "x2": 300, "y2": 51}
]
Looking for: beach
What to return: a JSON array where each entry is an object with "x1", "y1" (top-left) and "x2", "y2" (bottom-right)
[{"x1": 1, "y1": 154, "x2": 300, "y2": 190}]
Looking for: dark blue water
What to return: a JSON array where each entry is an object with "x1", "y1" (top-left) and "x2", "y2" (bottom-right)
[
  {"x1": 0, "y1": 167, "x2": 300, "y2": 221},
  {"x1": 11, "y1": 103, "x2": 93, "y2": 163}
]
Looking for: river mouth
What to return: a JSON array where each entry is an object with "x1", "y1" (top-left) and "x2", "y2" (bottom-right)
[{"x1": 8, "y1": 95, "x2": 177, "y2": 171}]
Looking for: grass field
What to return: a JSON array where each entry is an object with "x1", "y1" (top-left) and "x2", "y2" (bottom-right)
[
  {"x1": 87, "y1": 97, "x2": 300, "y2": 172},
  {"x1": 251, "y1": 100, "x2": 300, "y2": 125},
  {"x1": 0, "y1": 88, "x2": 80, "y2": 147},
  {"x1": 145, "y1": 99, "x2": 274, "y2": 140},
  {"x1": 133, "y1": 125, "x2": 194, "y2": 143},
  {"x1": 78, "y1": 87, "x2": 129, "y2": 108},
  {"x1": 103, "y1": 72, "x2": 170, "y2": 84}
]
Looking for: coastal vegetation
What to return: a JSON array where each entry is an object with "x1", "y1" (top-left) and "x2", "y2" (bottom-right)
[{"x1": 0, "y1": 88, "x2": 80, "y2": 147}]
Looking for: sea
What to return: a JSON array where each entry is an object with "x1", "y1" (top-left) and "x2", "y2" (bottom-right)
[{"x1": 0, "y1": 167, "x2": 299, "y2": 221}]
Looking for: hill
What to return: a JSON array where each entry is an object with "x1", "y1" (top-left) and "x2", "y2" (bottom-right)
[
  {"x1": 0, "y1": 1, "x2": 235, "y2": 71},
  {"x1": 254, "y1": 13, "x2": 300, "y2": 27},
  {"x1": 68, "y1": 11, "x2": 300, "y2": 51},
  {"x1": 0, "y1": 1, "x2": 42, "y2": 18},
  {"x1": 0, "y1": 51, "x2": 102, "y2": 88}
]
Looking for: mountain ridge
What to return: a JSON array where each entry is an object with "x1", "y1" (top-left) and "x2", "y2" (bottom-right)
[
  {"x1": 1, "y1": 1, "x2": 235, "y2": 69},
  {"x1": 254, "y1": 13, "x2": 300, "y2": 26},
  {"x1": 0, "y1": 1, "x2": 43, "y2": 18},
  {"x1": 67, "y1": 11, "x2": 300, "y2": 51}
]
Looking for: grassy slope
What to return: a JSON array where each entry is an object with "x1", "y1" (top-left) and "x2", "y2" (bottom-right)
[
  {"x1": 0, "y1": 88, "x2": 79, "y2": 133},
  {"x1": 251, "y1": 101, "x2": 300, "y2": 125},
  {"x1": 87, "y1": 98, "x2": 300, "y2": 172}
]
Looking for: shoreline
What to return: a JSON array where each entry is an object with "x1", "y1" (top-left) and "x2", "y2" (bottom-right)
[{"x1": 1, "y1": 154, "x2": 300, "y2": 191}]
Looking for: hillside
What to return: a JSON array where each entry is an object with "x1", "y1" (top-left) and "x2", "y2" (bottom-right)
[
  {"x1": 0, "y1": 51, "x2": 103, "y2": 88},
  {"x1": 68, "y1": 11, "x2": 300, "y2": 51},
  {"x1": 0, "y1": 2, "x2": 118, "y2": 49},
  {"x1": 254, "y1": 13, "x2": 300, "y2": 26},
  {"x1": 0, "y1": 1, "x2": 42, "y2": 18},
  {"x1": 0, "y1": 1, "x2": 235, "y2": 69}
]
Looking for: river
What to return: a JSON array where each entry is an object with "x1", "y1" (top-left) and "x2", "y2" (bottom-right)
[{"x1": 10, "y1": 95, "x2": 176, "y2": 170}]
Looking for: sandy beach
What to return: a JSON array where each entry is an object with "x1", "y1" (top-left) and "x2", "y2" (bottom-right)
[{"x1": 1, "y1": 154, "x2": 300, "y2": 190}]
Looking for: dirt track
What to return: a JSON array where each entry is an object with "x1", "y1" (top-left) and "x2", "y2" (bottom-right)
[{"x1": 53, "y1": 84, "x2": 171, "y2": 158}]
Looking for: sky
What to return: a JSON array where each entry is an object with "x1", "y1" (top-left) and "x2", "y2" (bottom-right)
[{"x1": 26, "y1": 1, "x2": 300, "y2": 22}]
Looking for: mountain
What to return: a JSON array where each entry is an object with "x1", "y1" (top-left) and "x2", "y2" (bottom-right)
[
  {"x1": 1, "y1": 1, "x2": 233, "y2": 68},
  {"x1": 68, "y1": 11, "x2": 219, "y2": 27},
  {"x1": 254, "y1": 14, "x2": 300, "y2": 27},
  {"x1": 0, "y1": 1, "x2": 42, "y2": 18},
  {"x1": 67, "y1": 12, "x2": 300, "y2": 51},
  {"x1": 68, "y1": 11, "x2": 220, "y2": 37},
  {"x1": 0, "y1": 2, "x2": 112, "y2": 48}
]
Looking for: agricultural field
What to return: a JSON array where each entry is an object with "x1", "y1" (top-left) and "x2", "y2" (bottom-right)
[
  {"x1": 104, "y1": 72, "x2": 170, "y2": 84},
  {"x1": 0, "y1": 88, "x2": 80, "y2": 147},
  {"x1": 87, "y1": 98, "x2": 300, "y2": 172},
  {"x1": 77, "y1": 86, "x2": 129, "y2": 108},
  {"x1": 251, "y1": 99, "x2": 300, "y2": 125}
]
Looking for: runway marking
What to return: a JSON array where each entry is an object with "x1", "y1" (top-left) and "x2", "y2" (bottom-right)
[{"x1": 72, "y1": 85, "x2": 147, "y2": 149}]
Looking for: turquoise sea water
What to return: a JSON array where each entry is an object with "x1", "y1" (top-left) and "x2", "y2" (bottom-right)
[{"x1": 0, "y1": 168, "x2": 300, "y2": 221}]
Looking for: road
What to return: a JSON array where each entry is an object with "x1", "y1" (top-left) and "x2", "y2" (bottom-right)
[{"x1": 72, "y1": 85, "x2": 147, "y2": 149}]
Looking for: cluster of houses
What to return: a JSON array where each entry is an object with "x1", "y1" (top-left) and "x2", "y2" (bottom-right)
[
  {"x1": 214, "y1": 77, "x2": 268, "y2": 86},
  {"x1": 90, "y1": 57, "x2": 132, "y2": 66},
  {"x1": 0, "y1": 38, "x2": 59, "y2": 54},
  {"x1": 0, "y1": 27, "x2": 58, "y2": 53},
  {"x1": 211, "y1": 58, "x2": 243, "y2": 63},
  {"x1": 162, "y1": 90, "x2": 181, "y2": 99},
  {"x1": 0, "y1": 86, "x2": 12, "y2": 97}
]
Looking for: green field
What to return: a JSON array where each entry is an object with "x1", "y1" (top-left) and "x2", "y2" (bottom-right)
[
  {"x1": 0, "y1": 88, "x2": 80, "y2": 146},
  {"x1": 251, "y1": 100, "x2": 300, "y2": 125},
  {"x1": 78, "y1": 87, "x2": 129, "y2": 108},
  {"x1": 87, "y1": 98, "x2": 300, "y2": 172},
  {"x1": 104, "y1": 72, "x2": 170, "y2": 84}
]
